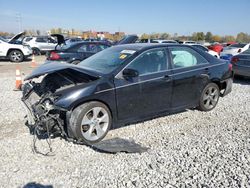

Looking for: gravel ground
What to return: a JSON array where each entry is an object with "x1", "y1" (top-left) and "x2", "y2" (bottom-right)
[{"x1": 0, "y1": 59, "x2": 249, "y2": 188}]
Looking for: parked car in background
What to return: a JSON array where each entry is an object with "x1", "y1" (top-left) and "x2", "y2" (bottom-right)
[
  {"x1": 221, "y1": 43, "x2": 250, "y2": 57},
  {"x1": 231, "y1": 49, "x2": 250, "y2": 77},
  {"x1": 208, "y1": 43, "x2": 224, "y2": 55},
  {"x1": 137, "y1": 39, "x2": 178, "y2": 44},
  {"x1": 47, "y1": 35, "x2": 139, "y2": 64},
  {"x1": 0, "y1": 32, "x2": 32, "y2": 62},
  {"x1": 65, "y1": 37, "x2": 83, "y2": 45},
  {"x1": 47, "y1": 41, "x2": 110, "y2": 64},
  {"x1": 222, "y1": 42, "x2": 236, "y2": 47},
  {"x1": 190, "y1": 44, "x2": 219, "y2": 58},
  {"x1": 151, "y1": 39, "x2": 178, "y2": 44},
  {"x1": 23, "y1": 36, "x2": 58, "y2": 55},
  {"x1": 179, "y1": 41, "x2": 197, "y2": 45},
  {"x1": 22, "y1": 43, "x2": 233, "y2": 144},
  {"x1": 137, "y1": 38, "x2": 158, "y2": 43}
]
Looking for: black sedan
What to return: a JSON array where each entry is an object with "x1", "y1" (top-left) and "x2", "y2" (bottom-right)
[
  {"x1": 22, "y1": 44, "x2": 233, "y2": 144},
  {"x1": 231, "y1": 49, "x2": 250, "y2": 77},
  {"x1": 47, "y1": 41, "x2": 111, "y2": 64}
]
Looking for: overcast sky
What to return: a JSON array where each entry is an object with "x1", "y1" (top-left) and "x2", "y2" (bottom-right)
[{"x1": 0, "y1": 0, "x2": 249, "y2": 35}]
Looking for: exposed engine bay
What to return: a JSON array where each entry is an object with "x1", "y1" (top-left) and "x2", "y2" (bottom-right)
[{"x1": 22, "y1": 68, "x2": 98, "y2": 154}]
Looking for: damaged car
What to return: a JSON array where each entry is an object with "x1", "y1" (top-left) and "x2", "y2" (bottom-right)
[{"x1": 22, "y1": 44, "x2": 233, "y2": 144}]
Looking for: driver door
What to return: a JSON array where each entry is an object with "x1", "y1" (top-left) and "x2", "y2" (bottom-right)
[{"x1": 114, "y1": 48, "x2": 173, "y2": 121}]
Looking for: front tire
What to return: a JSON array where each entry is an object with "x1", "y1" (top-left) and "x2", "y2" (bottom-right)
[
  {"x1": 8, "y1": 50, "x2": 24, "y2": 62},
  {"x1": 69, "y1": 102, "x2": 112, "y2": 144},
  {"x1": 198, "y1": 83, "x2": 220, "y2": 111}
]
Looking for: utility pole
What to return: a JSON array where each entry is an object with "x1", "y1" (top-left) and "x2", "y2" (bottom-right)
[{"x1": 16, "y1": 13, "x2": 22, "y2": 32}]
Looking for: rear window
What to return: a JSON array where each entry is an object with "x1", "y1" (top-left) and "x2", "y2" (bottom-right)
[{"x1": 229, "y1": 44, "x2": 246, "y2": 48}]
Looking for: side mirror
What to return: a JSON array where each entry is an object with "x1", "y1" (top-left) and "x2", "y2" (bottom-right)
[{"x1": 122, "y1": 68, "x2": 139, "y2": 79}]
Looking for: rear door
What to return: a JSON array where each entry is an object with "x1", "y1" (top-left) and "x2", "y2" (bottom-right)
[
  {"x1": 36, "y1": 37, "x2": 49, "y2": 51},
  {"x1": 168, "y1": 46, "x2": 210, "y2": 109},
  {"x1": 114, "y1": 48, "x2": 173, "y2": 120}
]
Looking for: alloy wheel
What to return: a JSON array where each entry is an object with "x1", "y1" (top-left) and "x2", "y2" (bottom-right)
[
  {"x1": 203, "y1": 86, "x2": 219, "y2": 110},
  {"x1": 11, "y1": 51, "x2": 22, "y2": 62},
  {"x1": 80, "y1": 107, "x2": 109, "y2": 141}
]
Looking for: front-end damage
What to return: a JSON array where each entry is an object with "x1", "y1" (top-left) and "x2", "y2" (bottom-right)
[{"x1": 21, "y1": 67, "x2": 99, "y2": 141}]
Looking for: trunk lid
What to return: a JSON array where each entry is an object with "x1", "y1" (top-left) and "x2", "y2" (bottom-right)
[{"x1": 8, "y1": 32, "x2": 26, "y2": 44}]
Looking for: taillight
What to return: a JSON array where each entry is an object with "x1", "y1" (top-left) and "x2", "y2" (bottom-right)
[
  {"x1": 50, "y1": 51, "x2": 60, "y2": 60},
  {"x1": 228, "y1": 63, "x2": 233, "y2": 71},
  {"x1": 231, "y1": 57, "x2": 239, "y2": 63},
  {"x1": 238, "y1": 49, "x2": 242, "y2": 53}
]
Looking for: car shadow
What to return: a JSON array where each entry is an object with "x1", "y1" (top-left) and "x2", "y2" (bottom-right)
[
  {"x1": 233, "y1": 76, "x2": 250, "y2": 85},
  {"x1": 23, "y1": 182, "x2": 53, "y2": 188},
  {"x1": 24, "y1": 120, "x2": 149, "y2": 154}
]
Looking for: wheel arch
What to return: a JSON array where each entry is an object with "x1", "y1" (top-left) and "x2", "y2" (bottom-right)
[
  {"x1": 211, "y1": 78, "x2": 226, "y2": 91},
  {"x1": 70, "y1": 99, "x2": 114, "y2": 125},
  {"x1": 7, "y1": 48, "x2": 24, "y2": 56}
]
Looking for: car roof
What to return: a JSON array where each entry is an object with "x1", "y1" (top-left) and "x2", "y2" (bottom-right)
[{"x1": 112, "y1": 43, "x2": 182, "y2": 51}]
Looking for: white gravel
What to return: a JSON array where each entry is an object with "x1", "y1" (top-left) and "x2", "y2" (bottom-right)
[{"x1": 0, "y1": 70, "x2": 249, "y2": 187}]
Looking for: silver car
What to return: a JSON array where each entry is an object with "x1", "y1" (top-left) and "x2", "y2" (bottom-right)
[{"x1": 23, "y1": 36, "x2": 58, "y2": 55}]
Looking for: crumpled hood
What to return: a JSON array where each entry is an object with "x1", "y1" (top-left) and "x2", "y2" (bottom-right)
[{"x1": 24, "y1": 61, "x2": 101, "y2": 80}]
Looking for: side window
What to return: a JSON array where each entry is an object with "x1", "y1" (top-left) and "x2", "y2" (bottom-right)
[
  {"x1": 36, "y1": 37, "x2": 47, "y2": 43},
  {"x1": 127, "y1": 49, "x2": 167, "y2": 76},
  {"x1": 77, "y1": 44, "x2": 88, "y2": 52},
  {"x1": 98, "y1": 44, "x2": 109, "y2": 51},
  {"x1": 169, "y1": 47, "x2": 208, "y2": 68},
  {"x1": 87, "y1": 44, "x2": 98, "y2": 53}
]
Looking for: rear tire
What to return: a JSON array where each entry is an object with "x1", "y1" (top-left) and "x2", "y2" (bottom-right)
[
  {"x1": 69, "y1": 101, "x2": 112, "y2": 144},
  {"x1": 32, "y1": 48, "x2": 41, "y2": 55},
  {"x1": 198, "y1": 83, "x2": 220, "y2": 111},
  {"x1": 8, "y1": 50, "x2": 24, "y2": 62}
]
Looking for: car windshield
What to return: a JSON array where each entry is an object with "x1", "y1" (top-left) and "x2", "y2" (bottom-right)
[
  {"x1": 79, "y1": 47, "x2": 136, "y2": 74},
  {"x1": 229, "y1": 44, "x2": 246, "y2": 48}
]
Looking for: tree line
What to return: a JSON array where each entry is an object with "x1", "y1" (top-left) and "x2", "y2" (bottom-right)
[
  {"x1": 141, "y1": 32, "x2": 250, "y2": 43},
  {"x1": 1, "y1": 30, "x2": 250, "y2": 43}
]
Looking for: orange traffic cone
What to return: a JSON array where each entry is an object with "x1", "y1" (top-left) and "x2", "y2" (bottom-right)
[
  {"x1": 30, "y1": 54, "x2": 37, "y2": 68},
  {"x1": 14, "y1": 67, "x2": 22, "y2": 91}
]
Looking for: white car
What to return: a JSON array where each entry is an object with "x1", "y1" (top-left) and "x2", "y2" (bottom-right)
[
  {"x1": 138, "y1": 39, "x2": 178, "y2": 44},
  {"x1": 190, "y1": 44, "x2": 219, "y2": 58},
  {"x1": 180, "y1": 41, "x2": 197, "y2": 45},
  {"x1": 23, "y1": 36, "x2": 58, "y2": 55},
  {"x1": 221, "y1": 43, "x2": 250, "y2": 56},
  {"x1": 0, "y1": 32, "x2": 32, "y2": 62},
  {"x1": 151, "y1": 39, "x2": 178, "y2": 44}
]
